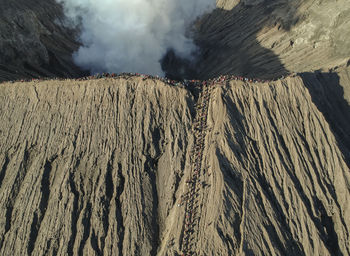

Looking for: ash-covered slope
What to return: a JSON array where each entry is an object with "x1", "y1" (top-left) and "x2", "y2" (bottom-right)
[
  {"x1": 0, "y1": 0, "x2": 84, "y2": 81},
  {"x1": 203, "y1": 76, "x2": 350, "y2": 255},
  {"x1": 0, "y1": 77, "x2": 194, "y2": 255},
  {"x1": 0, "y1": 76, "x2": 349, "y2": 255}
]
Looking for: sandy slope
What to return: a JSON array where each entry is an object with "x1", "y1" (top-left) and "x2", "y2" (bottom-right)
[
  {"x1": 0, "y1": 77, "x2": 194, "y2": 255},
  {"x1": 0, "y1": 76, "x2": 349, "y2": 255},
  {"x1": 201, "y1": 76, "x2": 350, "y2": 255}
]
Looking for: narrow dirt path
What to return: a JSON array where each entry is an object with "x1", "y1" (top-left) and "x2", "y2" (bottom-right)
[{"x1": 180, "y1": 82, "x2": 213, "y2": 256}]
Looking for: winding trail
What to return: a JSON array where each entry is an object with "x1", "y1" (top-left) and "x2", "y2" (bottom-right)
[{"x1": 180, "y1": 82, "x2": 213, "y2": 256}]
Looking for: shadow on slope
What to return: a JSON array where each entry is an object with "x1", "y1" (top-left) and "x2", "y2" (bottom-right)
[
  {"x1": 162, "y1": 1, "x2": 300, "y2": 80},
  {"x1": 301, "y1": 71, "x2": 350, "y2": 169},
  {"x1": 219, "y1": 77, "x2": 347, "y2": 255},
  {"x1": 0, "y1": 0, "x2": 87, "y2": 82}
]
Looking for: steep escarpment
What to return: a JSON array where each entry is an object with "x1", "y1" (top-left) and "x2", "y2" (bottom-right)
[
  {"x1": 0, "y1": 0, "x2": 84, "y2": 81},
  {"x1": 0, "y1": 78, "x2": 194, "y2": 255},
  {"x1": 1, "y1": 1, "x2": 350, "y2": 255},
  {"x1": 201, "y1": 77, "x2": 350, "y2": 255},
  {"x1": 301, "y1": 65, "x2": 350, "y2": 168},
  {"x1": 0, "y1": 76, "x2": 349, "y2": 255},
  {"x1": 195, "y1": 0, "x2": 350, "y2": 79}
]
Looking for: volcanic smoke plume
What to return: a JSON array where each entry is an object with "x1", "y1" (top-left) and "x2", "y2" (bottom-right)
[{"x1": 56, "y1": 0, "x2": 215, "y2": 76}]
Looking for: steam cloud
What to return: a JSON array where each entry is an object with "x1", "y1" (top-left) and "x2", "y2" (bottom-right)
[{"x1": 56, "y1": 0, "x2": 215, "y2": 76}]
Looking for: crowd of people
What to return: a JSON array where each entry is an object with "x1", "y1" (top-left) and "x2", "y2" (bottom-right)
[
  {"x1": 0, "y1": 71, "x2": 295, "y2": 88},
  {"x1": 180, "y1": 85, "x2": 212, "y2": 256}
]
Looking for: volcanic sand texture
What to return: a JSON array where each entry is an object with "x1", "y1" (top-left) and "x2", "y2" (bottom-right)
[
  {"x1": 201, "y1": 77, "x2": 350, "y2": 255},
  {"x1": 0, "y1": 77, "x2": 350, "y2": 255},
  {"x1": 0, "y1": 77, "x2": 194, "y2": 255}
]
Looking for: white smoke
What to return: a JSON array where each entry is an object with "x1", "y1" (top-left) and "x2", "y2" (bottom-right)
[{"x1": 56, "y1": 0, "x2": 215, "y2": 76}]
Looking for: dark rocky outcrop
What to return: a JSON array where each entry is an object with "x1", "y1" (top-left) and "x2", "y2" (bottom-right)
[{"x1": 0, "y1": 0, "x2": 85, "y2": 81}]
